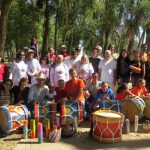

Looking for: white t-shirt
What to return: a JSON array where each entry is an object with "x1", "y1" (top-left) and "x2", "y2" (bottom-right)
[
  {"x1": 11, "y1": 60, "x2": 28, "y2": 86},
  {"x1": 26, "y1": 58, "x2": 41, "y2": 85},
  {"x1": 64, "y1": 57, "x2": 78, "y2": 70},
  {"x1": 74, "y1": 61, "x2": 94, "y2": 84},
  {"x1": 50, "y1": 63, "x2": 69, "y2": 87},
  {"x1": 98, "y1": 58, "x2": 116, "y2": 83}
]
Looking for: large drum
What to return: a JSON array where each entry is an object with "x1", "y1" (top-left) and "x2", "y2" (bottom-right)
[
  {"x1": 122, "y1": 97, "x2": 145, "y2": 122},
  {"x1": 60, "y1": 100, "x2": 83, "y2": 125},
  {"x1": 0, "y1": 105, "x2": 29, "y2": 132},
  {"x1": 143, "y1": 98, "x2": 150, "y2": 118},
  {"x1": 92, "y1": 110, "x2": 124, "y2": 143}
]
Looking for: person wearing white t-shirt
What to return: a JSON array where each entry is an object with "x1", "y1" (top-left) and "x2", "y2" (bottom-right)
[
  {"x1": 50, "y1": 55, "x2": 69, "y2": 87},
  {"x1": 26, "y1": 49, "x2": 41, "y2": 85},
  {"x1": 74, "y1": 55, "x2": 94, "y2": 85},
  {"x1": 11, "y1": 51, "x2": 28, "y2": 86},
  {"x1": 98, "y1": 50, "x2": 117, "y2": 91},
  {"x1": 64, "y1": 51, "x2": 78, "y2": 70}
]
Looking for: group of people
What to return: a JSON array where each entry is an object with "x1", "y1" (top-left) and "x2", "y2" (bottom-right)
[{"x1": 0, "y1": 42, "x2": 150, "y2": 123}]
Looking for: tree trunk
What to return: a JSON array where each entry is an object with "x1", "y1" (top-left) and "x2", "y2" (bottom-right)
[
  {"x1": 127, "y1": 37, "x2": 134, "y2": 53},
  {"x1": 146, "y1": 25, "x2": 150, "y2": 52},
  {"x1": 138, "y1": 28, "x2": 146, "y2": 49},
  {"x1": 0, "y1": 0, "x2": 13, "y2": 56},
  {"x1": 42, "y1": 0, "x2": 50, "y2": 56},
  {"x1": 104, "y1": 29, "x2": 110, "y2": 51},
  {"x1": 54, "y1": 8, "x2": 58, "y2": 54}
]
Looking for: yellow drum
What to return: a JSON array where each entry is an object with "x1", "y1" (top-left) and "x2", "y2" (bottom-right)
[
  {"x1": 122, "y1": 97, "x2": 145, "y2": 122},
  {"x1": 92, "y1": 110, "x2": 124, "y2": 144},
  {"x1": 143, "y1": 98, "x2": 150, "y2": 118}
]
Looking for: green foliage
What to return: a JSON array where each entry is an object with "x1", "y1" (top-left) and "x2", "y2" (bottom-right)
[{"x1": 3, "y1": 0, "x2": 150, "y2": 56}]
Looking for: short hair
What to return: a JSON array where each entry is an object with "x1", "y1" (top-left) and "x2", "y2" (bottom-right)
[
  {"x1": 101, "y1": 81, "x2": 108, "y2": 86},
  {"x1": 137, "y1": 78, "x2": 146, "y2": 85},
  {"x1": 69, "y1": 68, "x2": 77, "y2": 75},
  {"x1": 19, "y1": 77, "x2": 28, "y2": 86}
]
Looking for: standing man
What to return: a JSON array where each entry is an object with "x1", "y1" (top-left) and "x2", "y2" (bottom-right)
[
  {"x1": 26, "y1": 49, "x2": 41, "y2": 85},
  {"x1": 98, "y1": 50, "x2": 117, "y2": 92}
]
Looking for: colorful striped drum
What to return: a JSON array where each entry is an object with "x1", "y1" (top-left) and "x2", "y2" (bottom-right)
[
  {"x1": 34, "y1": 102, "x2": 57, "y2": 126},
  {"x1": 49, "y1": 128, "x2": 61, "y2": 143},
  {"x1": 0, "y1": 105, "x2": 29, "y2": 132},
  {"x1": 122, "y1": 97, "x2": 145, "y2": 122},
  {"x1": 60, "y1": 101, "x2": 83, "y2": 125},
  {"x1": 93, "y1": 110, "x2": 124, "y2": 143}
]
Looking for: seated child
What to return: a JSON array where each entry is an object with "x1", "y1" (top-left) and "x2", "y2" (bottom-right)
[
  {"x1": 46, "y1": 82, "x2": 56, "y2": 101},
  {"x1": 116, "y1": 83, "x2": 133, "y2": 100},
  {"x1": 55, "y1": 79, "x2": 67, "y2": 112},
  {"x1": 131, "y1": 78, "x2": 148, "y2": 99}
]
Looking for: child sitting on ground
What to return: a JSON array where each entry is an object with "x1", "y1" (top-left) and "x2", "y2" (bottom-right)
[
  {"x1": 46, "y1": 82, "x2": 56, "y2": 102},
  {"x1": 116, "y1": 83, "x2": 134, "y2": 100}
]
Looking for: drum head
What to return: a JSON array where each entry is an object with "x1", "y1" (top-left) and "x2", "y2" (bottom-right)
[
  {"x1": 95, "y1": 111, "x2": 121, "y2": 118},
  {"x1": 122, "y1": 100, "x2": 140, "y2": 122},
  {"x1": 0, "y1": 107, "x2": 9, "y2": 132}
]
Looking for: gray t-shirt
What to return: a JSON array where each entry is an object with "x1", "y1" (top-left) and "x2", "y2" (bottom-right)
[{"x1": 86, "y1": 81, "x2": 102, "y2": 98}]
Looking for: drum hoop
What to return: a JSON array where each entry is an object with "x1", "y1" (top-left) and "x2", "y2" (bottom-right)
[
  {"x1": 93, "y1": 110, "x2": 124, "y2": 123},
  {"x1": 0, "y1": 106, "x2": 12, "y2": 131},
  {"x1": 92, "y1": 134, "x2": 121, "y2": 144}
]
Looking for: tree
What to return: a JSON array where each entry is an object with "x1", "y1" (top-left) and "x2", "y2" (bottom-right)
[{"x1": 0, "y1": 0, "x2": 14, "y2": 56}]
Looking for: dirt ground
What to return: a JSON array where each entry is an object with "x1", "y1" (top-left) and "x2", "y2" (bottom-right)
[{"x1": 1, "y1": 119, "x2": 150, "y2": 150}]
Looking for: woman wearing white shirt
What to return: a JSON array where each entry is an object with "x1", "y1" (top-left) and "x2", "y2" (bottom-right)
[
  {"x1": 74, "y1": 55, "x2": 94, "y2": 85},
  {"x1": 11, "y1": 51, "x2": 28, "y2": 86},
  {"x1": 50, "y1": 55, "x2": 69, "y2": 87}
]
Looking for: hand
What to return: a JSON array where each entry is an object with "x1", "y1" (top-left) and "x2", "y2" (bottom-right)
[
  {"x1": 117, "y1": 79, "x2": 121, "y2": 84},
  {"x1": 29, "y1": 99, "x2": 35, "y2": 104}
]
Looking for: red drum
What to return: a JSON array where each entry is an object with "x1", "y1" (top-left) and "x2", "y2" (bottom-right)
[
  {"x1": 0, "y1": 105, "x2": 29, "y2": 132},
  {"x1": 93, "y1": 110, "x2": 124, "y2": 143},
  {"x1": 60, "y1": 100, "x2": 83, "y2": 125}
]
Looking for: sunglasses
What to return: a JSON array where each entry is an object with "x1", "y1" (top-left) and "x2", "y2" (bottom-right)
[{"x1": 38, "y1": 78, "x2": 45, "y2": 81}]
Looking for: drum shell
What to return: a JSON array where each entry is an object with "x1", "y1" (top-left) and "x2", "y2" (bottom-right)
[
  {"x1": 92, "y1": 110, "x2": 124, "y2": 144},
  {"x1": 60, "y1": 101, "x2": 83, "y2": 125},
  {"x1": 143, "y1": 98, "x2": 150, "y2": 119},
  {"x1": 121, "y1": 97, "x2": 145, "y2": 122},
  {"x1": 34, "y1": 102, "x2": 57, "y2": 126},
  {"x1": 0, "y1": 105, "x2": 29, "y2": 132}
]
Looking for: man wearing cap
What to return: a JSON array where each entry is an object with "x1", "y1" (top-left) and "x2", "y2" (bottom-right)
[
  {"x1": 28, "y1": 72, "x2": 49, "y2": 103},
  {"x1": 75, "y1": 46, "x2": 83, "y2": 61},
  {"x1": 96, "y1": 45, "x2": 103, "y2": 60},
  {"x1": 59, "y1": 44, "x2": 69, "y2": 58},
  {"x1": 28, "y1": 73, "x2": 49, "y2": 118},
  {"x1": 26, "y1": 49, "x2": 41, "y2": 85},
  {"x1": 98, "y1": 50, "x2": 117, "y2": 92}
]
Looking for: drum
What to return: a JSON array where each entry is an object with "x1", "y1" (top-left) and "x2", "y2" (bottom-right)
[
  {"x1": 60, "y1": 100, "x2": 83, "y2": 125},
  {"x1": 0, "y1": 105, "x2": 29, "y2": 132},
  {"x1": 143, "y1": 98, "x2": 150, "y2": 118},
  {"x1": 92, "y1": 110, "x2": 124, "y2": 143},
  {"x1": 122, "y1": 97, "x2": 145, "y2": 122},
  {"x1": 34, "y1": 102, "x2": 57, "y2": 126}
]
